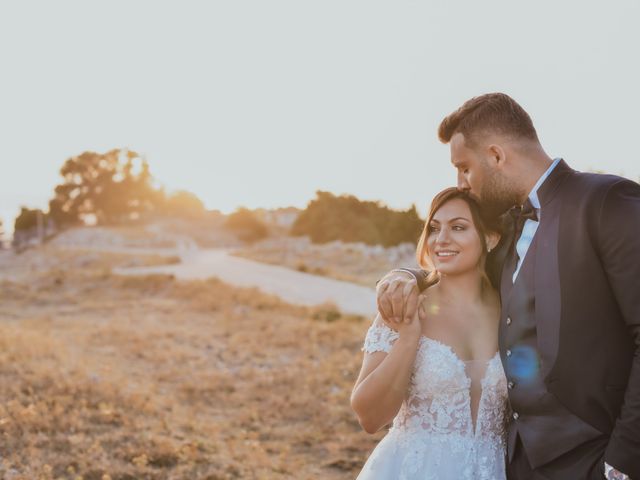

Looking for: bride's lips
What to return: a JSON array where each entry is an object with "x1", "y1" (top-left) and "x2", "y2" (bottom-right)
[{"x1": 435, "y1": 250, "x2": 459, "y2": 261}]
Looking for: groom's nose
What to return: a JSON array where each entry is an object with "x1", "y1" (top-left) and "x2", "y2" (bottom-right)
[{"x1": 457, "y1": 172, "x2": 470, "y2": 192}]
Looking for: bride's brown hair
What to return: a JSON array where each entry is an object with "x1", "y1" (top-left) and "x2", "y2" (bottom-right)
[{"x1": 416, "y1": 187, "x2": 502, "y2": 289}]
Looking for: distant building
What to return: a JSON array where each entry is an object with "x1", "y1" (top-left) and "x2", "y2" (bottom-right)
[{"x1": 256, "y1": 207, "x2": 300, "y2": 229}]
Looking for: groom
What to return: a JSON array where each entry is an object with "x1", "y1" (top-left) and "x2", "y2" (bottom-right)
[{"x1": 376, "y1": 93, "x2": 639, "y2": 479}]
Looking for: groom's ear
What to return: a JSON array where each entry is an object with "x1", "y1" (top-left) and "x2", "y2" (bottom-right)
[{"x1": 486, "y1": 144, "x2": 506, "y2": 168}]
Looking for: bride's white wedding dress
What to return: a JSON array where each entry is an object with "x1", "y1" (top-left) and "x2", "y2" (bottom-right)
[{"x1": 356, "y1": 316, "x2": 509, "y2": 480}]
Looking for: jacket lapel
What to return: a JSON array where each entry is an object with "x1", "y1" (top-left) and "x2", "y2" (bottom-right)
[
  {"x1": 533, "y1": 199, "x2": 562, "y2": 380},
  {"x1": 533, "y1": 159, "x2": 573, "y2": 380}
]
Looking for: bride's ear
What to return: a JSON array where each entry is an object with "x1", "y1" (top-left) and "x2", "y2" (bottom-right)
[{"x1": 485, "y1": 232, "x2": 501, "y2": 253}]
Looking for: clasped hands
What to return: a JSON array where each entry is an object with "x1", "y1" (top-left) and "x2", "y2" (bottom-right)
[{"x1": 376, "y1": 272, "x2": 424, "y2": 337}]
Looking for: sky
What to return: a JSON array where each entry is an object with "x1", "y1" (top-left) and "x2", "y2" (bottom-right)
[{"x1": 1, "y1": 1, "x2": 639, "y2": 236}]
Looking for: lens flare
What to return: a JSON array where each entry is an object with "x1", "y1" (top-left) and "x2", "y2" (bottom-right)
[{"x1": 507, "y1": 345, "x2": 540, "y2": 383}]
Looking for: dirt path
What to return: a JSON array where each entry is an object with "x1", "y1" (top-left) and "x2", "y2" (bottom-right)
[
  {"x1": 6, "y1": 225, "x2": 379, "y2": 316},
  {"x1": 114, "y1": 248, "x2": 377, "y2": 317}
]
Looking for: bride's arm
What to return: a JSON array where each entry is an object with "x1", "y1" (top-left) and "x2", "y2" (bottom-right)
[{"x1": 350, "y1": 313, "x2": 421, "y2": 434}]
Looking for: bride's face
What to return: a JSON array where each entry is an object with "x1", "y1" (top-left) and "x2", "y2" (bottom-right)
[{"x1": 426, "y1": 198, "x2": 484, "y2": 276}]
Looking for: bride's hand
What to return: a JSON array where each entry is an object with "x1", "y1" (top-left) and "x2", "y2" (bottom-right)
[{"x1": 384, "y1": 297, "x2": 424, "y2": 340}]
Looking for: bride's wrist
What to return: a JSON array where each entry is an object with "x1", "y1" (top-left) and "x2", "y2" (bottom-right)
[{"x1": 397, "y1": 329, "x2": 421, "y2": 344}]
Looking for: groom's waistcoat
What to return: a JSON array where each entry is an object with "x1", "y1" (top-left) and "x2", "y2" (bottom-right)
[{"x1": 500, "y1": 225, "x2": 602, "y2": 469}]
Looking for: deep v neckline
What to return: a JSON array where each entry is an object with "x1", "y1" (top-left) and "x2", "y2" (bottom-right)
[
  {"x1": 419, "y1": 335, "x2": 499, "y2": 366},
  {"x1": 419, "y1": 335, "x2": 500, "y2": 436}
]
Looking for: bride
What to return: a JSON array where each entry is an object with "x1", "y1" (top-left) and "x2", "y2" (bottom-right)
[{"x1": 351, "y1": 187, "x2": 509, "y2": 480}]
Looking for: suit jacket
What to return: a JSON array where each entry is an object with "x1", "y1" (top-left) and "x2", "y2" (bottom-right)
[
  {"x1": 412, "y1": 160, "x2": 640, "y2": 476},
  {"x1": 527, "y1": 160, "x2": 640, "y2": 477}
]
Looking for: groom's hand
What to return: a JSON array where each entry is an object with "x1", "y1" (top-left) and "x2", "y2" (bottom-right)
[{"x1": 376, "y1": 271, "x2": 420, "y2": 327}]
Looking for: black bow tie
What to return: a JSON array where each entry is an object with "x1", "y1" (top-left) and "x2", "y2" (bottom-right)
[
  {"x1": 510, "y1": 199, "x2": 538, "y2": 223},
  {"x1": 509, "y1": 199, "x2": 538, "y2": 243}
]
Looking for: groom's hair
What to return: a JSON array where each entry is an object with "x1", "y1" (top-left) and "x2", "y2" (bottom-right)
[{"x1": 438, "y1": 93, "x2": 539, "y2": 147}]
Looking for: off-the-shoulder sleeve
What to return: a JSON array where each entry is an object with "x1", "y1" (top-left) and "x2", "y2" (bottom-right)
[{"x1": 361, "y1": 314, "x2": 400, "y2": 353}]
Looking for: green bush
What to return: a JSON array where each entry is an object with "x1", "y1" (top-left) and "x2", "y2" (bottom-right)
[{"x1": 291, "y1": 191, "x2": 423, "y2": 246}]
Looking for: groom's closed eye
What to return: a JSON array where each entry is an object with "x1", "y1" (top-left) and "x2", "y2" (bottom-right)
[{"x1": 452, "y1": 159, "x2": 467, "y2": 170}]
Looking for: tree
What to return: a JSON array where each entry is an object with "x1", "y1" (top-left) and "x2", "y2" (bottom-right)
[
  {"x1": 48, "y1": 149, "x2": 161, "y2": 227},
  {"x1": 291, "y1": 191, "x2": 423, "y2": 246},
  {"x1": 14, "y1": 207, "x2": 45, "y2": 233},
  {"x1": 161, "y1": 190, "x2": 206, "y2": 218},
  {"x1": 381, "y1": 204, "x2": 424, "y2": 246},
  {"x1": 224, "y1": 208, "x2": 268, "y2": 243}
]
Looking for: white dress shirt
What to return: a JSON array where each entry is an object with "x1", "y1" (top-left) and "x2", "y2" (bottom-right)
[{"x1": 512, "y1": 158, "x2": 561, "y2": 283}]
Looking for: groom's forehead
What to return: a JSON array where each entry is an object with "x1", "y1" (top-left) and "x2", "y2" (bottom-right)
[
  {"x1": 449, "y1": 136, "x2": 475, "y2": 165},
  {"x1": 449, "y1": 134, "x2": 467, "y2": 159}
]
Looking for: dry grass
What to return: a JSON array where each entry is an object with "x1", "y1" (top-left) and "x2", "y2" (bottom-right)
[{"x1": 0, "y1": 248, "x2": 383, "y2": 479}]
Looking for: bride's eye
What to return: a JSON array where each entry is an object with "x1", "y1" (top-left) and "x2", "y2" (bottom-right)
[{"x1": 452, "y1": 225, "x2": 466, "y2": 231}]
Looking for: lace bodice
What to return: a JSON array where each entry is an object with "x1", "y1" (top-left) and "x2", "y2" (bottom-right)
[
  {"x1": 362, "y1": 317, "x2": 509, "y2": 439},
  {"x1": 357, "y1": 316, "x2": 509, "y2": 479}
]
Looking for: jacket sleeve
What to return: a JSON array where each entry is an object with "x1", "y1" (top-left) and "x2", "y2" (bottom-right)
[
  {"x1": 395, "y1": 268, "x2": 431, "y2": 292},
  {"x1": 375, "y1": 268, "x2": 431, "y2": 292},
  {"x1": 597, "y1": 179, "x2": 640, "y2": 478}
]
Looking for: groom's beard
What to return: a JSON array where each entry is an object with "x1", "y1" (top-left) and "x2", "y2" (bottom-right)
[{"x1": 479, "y1": 172, "x2": 520, "y2": 218}]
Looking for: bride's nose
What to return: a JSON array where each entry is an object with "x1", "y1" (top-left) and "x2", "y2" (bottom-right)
[{"x1": 436, "y1": 227, "x2": 452, "y2": 244}]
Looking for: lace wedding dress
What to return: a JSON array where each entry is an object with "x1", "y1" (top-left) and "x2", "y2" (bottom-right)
[{"x1": 356, "y1": 316, "x2": 509, "y2": 480}]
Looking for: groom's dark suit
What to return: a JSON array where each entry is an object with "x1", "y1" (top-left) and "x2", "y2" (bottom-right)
[
  {"x1": 496, "y1": 160, "x2": 640, "y2": 479},
  {"x1": 412, "y1": 160, "x2": 640, "y2": 478}
]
